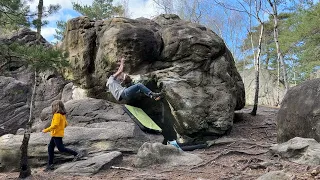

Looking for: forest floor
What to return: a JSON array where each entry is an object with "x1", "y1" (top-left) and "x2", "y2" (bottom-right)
[{"x1": 1, "y1": 106, "x2": 319, "y2": 180}]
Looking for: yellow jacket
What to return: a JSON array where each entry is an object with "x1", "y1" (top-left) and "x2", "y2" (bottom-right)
[{"x1": 43, "y1": 113, "x2": 68, "y2": 137}]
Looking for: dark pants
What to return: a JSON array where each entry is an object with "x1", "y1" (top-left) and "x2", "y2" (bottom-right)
[
  {"x1": 48, "y1": 137, "x2": 77, "y2": 165},
  {"x1": 121, "y1": 83, "x2": 152, "y2": 101}
]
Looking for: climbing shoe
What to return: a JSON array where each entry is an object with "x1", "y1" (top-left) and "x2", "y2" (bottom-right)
[
  {"x1": 168, "y1": 140, "x2": 183, "y2": 151},
  {"x1": 150, "y1": 92, "x2": 163, "y2": 101}
]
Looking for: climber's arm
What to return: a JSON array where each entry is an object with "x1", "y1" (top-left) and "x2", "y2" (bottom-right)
[{"x1": 113, "y1": 57, "x2": 125, "y2": 78}]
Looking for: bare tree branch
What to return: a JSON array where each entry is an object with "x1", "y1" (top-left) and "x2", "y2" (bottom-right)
[
  {"x1": 213, "y1": 0, "x2": 247, "y2": 13},
  {"x1": 152, "y1": 0, "x2": 173, "y2": 14},
  {"x1": 196, "y1": 0, "x2": 202, "y2": 23},
  {"x1": 213, "y1": 0, "x2": 258, "y2": 19}
]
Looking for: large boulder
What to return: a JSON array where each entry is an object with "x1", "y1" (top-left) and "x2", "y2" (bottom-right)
[
  {"x1": 0, "y1": 76, "x2": 29, "y2": 136},
  {"x1": 277, "y1": 78, "x2": 320, "y2": 143},
  {"x1": 61, "y1": 17, "x2": 97, "y2": 87},
  {"x1": 1, "y1": 97, "x2": 163, "y2": 172},
  {"x1": 0, "y1": 72, "x2": 67, "y2": 136},
  {"x1": 62, "y1": 14, "x2": 245, "y2": 140},
  {"x1": 0, "y1": 126, "x2": 161, "y2": 172},
  {"x1": 32, "y1": 98, "x2": 131, "y2": 130}
]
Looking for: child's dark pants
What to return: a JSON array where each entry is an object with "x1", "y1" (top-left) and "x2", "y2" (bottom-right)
[{"x1": 48, "y1": 137, "x2": 77, "y2": 165}]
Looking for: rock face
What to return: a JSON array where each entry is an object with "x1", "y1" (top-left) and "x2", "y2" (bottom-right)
[
  {"x1": 61, "y1": 82, "x2": 90, "y2": 102},
  {"x1": 240, "y1": 68, "x2": 285, "y2": 106},
  {"x1": 0, "y1": 29, "x2": 68, "y2": 136},
  {"x1": 0, "y1": 71, "x2": 67, "y2": 136},
  {"x1": 32, "y1": 98, "x2": 132, "y2": 131},
  {"x1": 0, "y1": 98, "x2": 163, "y2": 172},
  {"x1": 277, "y1": 78, "x2": 320, "y2": 143},
  {"x1": 62, "y1": 14, "x2": 245, "y2": 139},
  {"x1": 0, "y1": 99, "x2": 169, "y2": 173},
  {"x1": 54, "y1": 151, "x2": 123, "y2": 175},
  {"x1": 270, "y1": 137, "x2": 320, "y2": 165},
  {"x1": 34, "y1": 71, "x2": 68, "y2": 117},
  {"x1": 0, "y1": 28, "x2": 50, "y2": 47},
  {"x1": 0, "y1": 76, "x2": 30, "y2": 135}
]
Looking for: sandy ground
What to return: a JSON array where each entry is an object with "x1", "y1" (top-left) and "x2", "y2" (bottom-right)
[{"x1": 1, "y1": 106, "x2": 320, "y2": 180}]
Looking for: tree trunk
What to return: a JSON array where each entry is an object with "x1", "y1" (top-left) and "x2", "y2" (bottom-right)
[
  {"x1": 267, "y1": 0, "x2": 289, "y2": 92},
  {"x1": 276, "y1": 59, "x2": 280, "y2": 106},
  {"x1": 250, "y1": 22, "x2": 264, "y2": 116},
  {"x1": 249, "y1": 0, "x2": 256, "y2": 64},
  {"x1": 19, "y1": 70, "x2": 37, "y2": 178},
  {"x1": 250, "y1": 32, "x2": 257, "y2": 65},
  {"x1": 265, "y1": 51, "x2": 269, "y2": 69},
  {"x1": 274, "y1": 19, "x2": 289, "y2": 91},
  {"x1": 292, "y1": 54, "x2": 297, "y2": 86},
  {"x1": 36, "y1": 0, "x2": 43, "y2": 42}
]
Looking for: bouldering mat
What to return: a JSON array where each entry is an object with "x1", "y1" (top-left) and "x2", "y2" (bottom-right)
[{"x1": 123, "y1": 104, "x2": 162, "y2": 134}]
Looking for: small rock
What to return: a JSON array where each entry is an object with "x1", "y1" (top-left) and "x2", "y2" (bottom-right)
[
  {"x1": 311, "y1": 169, "x2": 319, "y2": 176},
  {"x1": 54, "y1": 151, "x2": 123, "y2": 175},
  {"x1": 16, "y1": 128, "x2": 25, "y2": 135},
  {"x1": 134, "y1": 142, "x2": 202, "y2": 168}
]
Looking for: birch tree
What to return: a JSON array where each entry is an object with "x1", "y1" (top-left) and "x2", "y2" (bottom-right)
[
  {"x1": 266, "y1": 0, "x2": 289, "y2": 92},
  {"x1": 250, "y1": 0, "x2": 264, "y2": 115},
  {"x1": 213, "y1": 0, "x2": 265, "y2": 115}
]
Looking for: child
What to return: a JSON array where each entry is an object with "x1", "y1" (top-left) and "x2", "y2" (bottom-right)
[
  {"x1": 106, "y1": 57, "x2": 162, "y2": 102},
  {"x1": 42, "y1": 100, "x2": 82, "y2": 171}
]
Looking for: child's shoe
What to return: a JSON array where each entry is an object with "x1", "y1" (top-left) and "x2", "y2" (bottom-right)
[{"x1": 44, "y1": 164, "x2": 54, "y2": 172}]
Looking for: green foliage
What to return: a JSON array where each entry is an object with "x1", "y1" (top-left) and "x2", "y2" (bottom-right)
[
  {"x1": 8, "y1": 43, "x2": 69, "y2": 72},
  {"x1": 240, "y1": 2, "x2": 320, "y2": 83},
  {"x1": 44, "y1": 4, "x2": 61, "y2": 15},
  {"x1": 72, "y1": 0, "x2": 124, "y2": 20},
  {"x1": 0, "y1": 0, "x2": 61, "y2": 39},
  {"x1": 240, "y1": 13, "x2": 290, "y2": 70},
  {"x1": 0, "y1": 0, "x2": 66, "y2": 73},
  {"x1": 54, "y1": 20, "x2": 66, "y2": 41},
  {"x1": 280, "y1": 2, "x2": 320, "y2": 81},
  {"x1": 0, "y1": 0, "x2": 30, "y2": 30}
]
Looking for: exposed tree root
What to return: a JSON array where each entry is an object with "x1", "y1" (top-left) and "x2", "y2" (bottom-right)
[{"x1": 191, "y1": 149, "x2": 269, "y2": 170}]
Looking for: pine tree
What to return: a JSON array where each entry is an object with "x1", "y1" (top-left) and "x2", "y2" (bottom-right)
[
  {"x1": 280, "y1": 2, "x2": 320, "y2": 82},
  {"x1": 0, "y1": 0, "x2": 29, "y2": 33},
  {"x1": 54, "y1": 20, "x2": 67, "y2": 41},
  {"x1": 15, "y1": 45, "x2": 68, "y2": 178},
  {"x1": 17, "y1": 0, "x2": 63, "y2": 177},
  {"x1": 72, "y1": 0, "x2": 124, "y2": 20}
]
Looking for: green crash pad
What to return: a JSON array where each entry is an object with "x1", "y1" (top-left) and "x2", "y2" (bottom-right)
[{"x1": 123, "y1": 104, "x2": 162, "y2": 133}]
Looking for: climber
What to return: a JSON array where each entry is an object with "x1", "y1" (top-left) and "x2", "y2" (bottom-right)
[{"x1": 106, "y1": 56, "x2": 162, "y2": 102}]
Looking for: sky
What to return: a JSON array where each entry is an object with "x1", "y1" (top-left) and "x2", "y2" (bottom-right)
[
  {"x1": 27, "y1": 0, "x2": 162, "y2": 43},
  {"x1": 27, "y1": 0, "x2": 319, "y2": 48}
]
